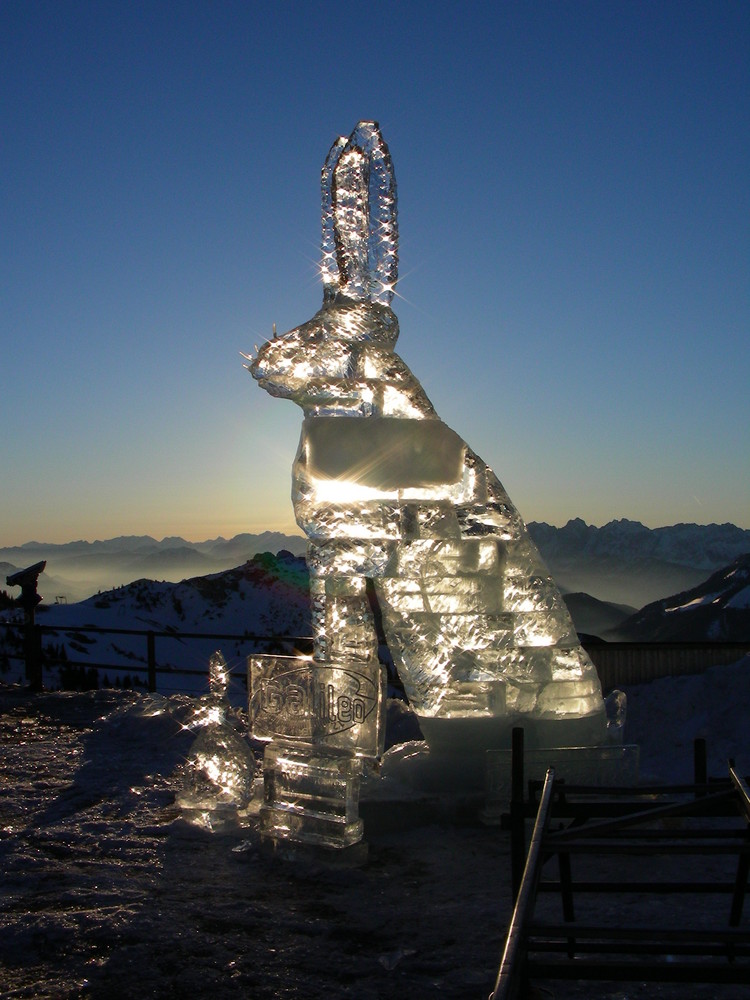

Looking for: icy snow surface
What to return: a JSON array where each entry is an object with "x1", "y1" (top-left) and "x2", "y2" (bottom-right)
[
  {"x1": 727, "y1": 585, "x2": 750, "y2": 609},
  {"x1": 1, "y1": 656, "x2": 748, "y2": 999}
]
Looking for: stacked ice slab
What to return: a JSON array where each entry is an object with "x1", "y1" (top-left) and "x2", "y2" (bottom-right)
[
  {"x1": 296, "y1": 415, "x2": 606, "y2": 737},
  {"x1": 247, "y1": 121, "x2": 609, "y2": 842}
]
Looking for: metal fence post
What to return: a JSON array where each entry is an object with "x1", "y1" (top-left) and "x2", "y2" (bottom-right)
[
  {"x1": 147, "y1": 631, "x2": 156, "y2": 692},
  {"x1": 511, "y1": 726, "x2": 526, "y2": 900},
  {"x1": 694, "y1": 737, "x2": 707, "y2": 796}
]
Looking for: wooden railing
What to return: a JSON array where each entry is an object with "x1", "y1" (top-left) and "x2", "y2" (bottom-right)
[{"x1": 583, "y1": 641, "x2": 750, "y2": 691}]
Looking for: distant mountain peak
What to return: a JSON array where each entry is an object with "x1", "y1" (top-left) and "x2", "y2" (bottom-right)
[{"x1": 528, "y1": 519, "x2": 750, "y2": 609}]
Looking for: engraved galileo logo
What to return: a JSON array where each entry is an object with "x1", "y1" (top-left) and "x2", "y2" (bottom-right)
[{"x1": 249, "y1": 657, "x2": 381, "y2": 751}]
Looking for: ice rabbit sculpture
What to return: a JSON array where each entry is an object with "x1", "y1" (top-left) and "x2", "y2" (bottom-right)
[{"x1": 248, "y1": 122, "x2": 607, "y2": 842}]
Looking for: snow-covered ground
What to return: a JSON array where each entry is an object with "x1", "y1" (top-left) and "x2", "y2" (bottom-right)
[
  {"x1": 0, "y1": 657, "x2": 748, "y2": 999},
  {"x1": 623, "y1": 656, "x2": 750, "y2": 783}
]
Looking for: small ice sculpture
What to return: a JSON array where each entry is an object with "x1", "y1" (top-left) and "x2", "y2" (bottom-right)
[
  {"x1": 605, "y1": 689, "x2": 627, "y2": 743},
  {"x1": 177, "y1": 651, "x2": 256, "y2": 829},
  {"x1": 246, "y1": 122, "x2": 611, "y2": 841}
]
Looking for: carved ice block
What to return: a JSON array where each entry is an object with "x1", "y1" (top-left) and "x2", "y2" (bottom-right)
[
  {"x1": 248, "y1": 655, "x2": 385, "y2": 758},
  {"x1": 259, "y1": 744, "x2": 363, "y2": 848},
  {"x1": 245, "y1": 122, "x2": 622, "y2": 814},
  {"x1": 303, "y1": 416, "x2": 465, "y2": 490}
]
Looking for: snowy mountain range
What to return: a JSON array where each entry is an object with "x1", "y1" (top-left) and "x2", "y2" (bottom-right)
[
  {"x1": 0, "y1": 531, "x2": 307, "y2": 603},
  {"x1": 2, "y1": 519, "x2": 749, "y2": 611},
  {"x1": 528, "y1": 518, "x2": 750, "y2": 607}
]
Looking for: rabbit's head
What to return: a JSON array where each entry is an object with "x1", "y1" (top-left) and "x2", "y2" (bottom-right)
[{"x1": 248, "y1": 122, "x2": 401, "y2": 412}]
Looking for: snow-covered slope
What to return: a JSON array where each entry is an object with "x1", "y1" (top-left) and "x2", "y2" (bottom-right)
[
  {"x1": 5, "y1": 545, "x2": 749, "y2": 701},
  {"x1": 609, "y1": 553, "x2": 750, "y2": 642},
  {"x1": 0, "y1": 652, "x2": 748, "y2": 999},
  {"x1": 1, "y1": 552, "x2": 311, "y2": 698}
]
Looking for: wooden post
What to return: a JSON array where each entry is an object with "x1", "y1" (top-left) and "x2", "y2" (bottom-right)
[
  {"x1": 6, "y1": 561, "x2": 46, "y2": 692},
  {"x1": 26, "y1": 621, "x2": 43, "y2": 692}
]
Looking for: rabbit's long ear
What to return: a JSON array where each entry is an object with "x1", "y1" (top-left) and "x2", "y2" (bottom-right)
[
  {"x1": 329, "y1": 121, "x2": 398, "y2": 305},
  {"x1": 321, "y1": 135, "x2": 347, "y2": 303}
]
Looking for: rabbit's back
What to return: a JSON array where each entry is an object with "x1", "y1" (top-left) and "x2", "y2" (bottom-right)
[{"x1": 294, "y1": 412, "x2": 604, "y2": 724}]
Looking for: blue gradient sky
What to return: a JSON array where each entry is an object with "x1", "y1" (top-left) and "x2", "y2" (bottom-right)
[{"x1": 2, "y1": 1, "x2": 748, "y2": 546}]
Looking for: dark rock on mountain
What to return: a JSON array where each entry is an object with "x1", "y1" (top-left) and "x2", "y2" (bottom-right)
[
  {"x1": 606, "y1": 553, "x2": 750, "y2": 642},
  {"x1": 562, "y1": 592, "x2": 636, "y2": 639},
  {"x1": 195, "y1": 532, "x2": 307, "y2": 562}
]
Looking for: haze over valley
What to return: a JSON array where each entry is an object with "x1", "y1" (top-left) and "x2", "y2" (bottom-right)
[{"x1": 2, "y1": 519, "x2": 748, "y2": 610}]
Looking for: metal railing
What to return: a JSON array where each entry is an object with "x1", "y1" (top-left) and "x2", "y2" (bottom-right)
[
  {"x1": 495, "y1": 746, "x2": 750, "y2": 995},
  {"x1": 491, "y1": 765, "x2": 556, "y2": 1000},
  {"x1": 0, "y1": 620, "x2": 313, "y2": 694}
]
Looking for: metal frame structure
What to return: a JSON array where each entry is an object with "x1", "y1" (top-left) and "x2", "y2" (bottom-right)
[{"x1": 492, "y1": 732, "x2": 750, "y2": 997}]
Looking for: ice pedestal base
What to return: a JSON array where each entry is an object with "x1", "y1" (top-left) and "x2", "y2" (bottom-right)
[
  {"x1": 415, "y1": 710, "x2": 609, "y2": 792},
  {"x1": 259, "y1": 745, "x2": 364, "y2": 849},
  {"x1": 249, "y1": 654, "x2": 385, "y2": 848},
  {"x1": 359, "y1": 738, "x2": 639, "y2": 832}
]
